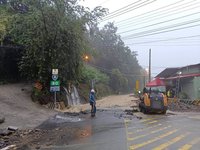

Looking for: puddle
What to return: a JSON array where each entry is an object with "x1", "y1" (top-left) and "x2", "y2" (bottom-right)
[{"x1": 49, "y1": 114, "x2": 84, "y2": 123}]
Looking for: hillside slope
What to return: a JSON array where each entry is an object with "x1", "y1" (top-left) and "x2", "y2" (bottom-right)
[{"x1": 0, "y1": 83, "x2": 56, "y2": 129}]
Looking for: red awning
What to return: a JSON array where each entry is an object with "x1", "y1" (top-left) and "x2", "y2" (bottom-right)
[{"x1": 146, "y1": 78, "x2": 165, "y2": 87}]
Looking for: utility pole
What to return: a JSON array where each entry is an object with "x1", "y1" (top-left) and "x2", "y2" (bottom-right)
[{"x1": 149, "y1": 49, "x2": 151, "y2": 82}]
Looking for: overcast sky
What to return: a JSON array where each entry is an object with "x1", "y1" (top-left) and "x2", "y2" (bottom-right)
[{"x1": 80, "y1": 0, "x2": 200, "y2": 77}]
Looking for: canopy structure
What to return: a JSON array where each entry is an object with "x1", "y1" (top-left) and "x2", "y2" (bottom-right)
[{"x1": 146, "y1": 78, "x2": 165, "y2": 87}]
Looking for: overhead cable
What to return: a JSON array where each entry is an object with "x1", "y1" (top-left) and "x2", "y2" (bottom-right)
[
  {"x1": 118, "y1": 11, "x2": 200, "y2": 34},
  {"x1": 101, "y1": 0, "x2": 157, "y2": 21},
  {"x1": 125, "y1": 34, "x2": 200, "y2": 45},
  {"x1": 102, "y1": 0, "x2": 142, "y2": 16},
  {"x1": 117, "y1": 2, "x2": 200, "y2": 30},
  {"x1": 115, "y1": 0, "x2": 196, "y2": 25},
  {"x1": 122, "y1": 19, "x2": 200, "y2": 39}
]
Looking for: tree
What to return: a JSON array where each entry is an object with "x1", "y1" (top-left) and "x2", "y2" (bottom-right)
[
  {"x1": 5, "y1": 0, "x2": 107, "y2": 87},
  {"x1": 88, "y1": 22, "x2": 142, "y2": 92},
  {"x1": 111, "y1": 69, "x2": 128, "y2": 93}
]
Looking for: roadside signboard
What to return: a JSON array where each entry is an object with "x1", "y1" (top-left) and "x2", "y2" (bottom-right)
[
  {"x1": 136, "y1": 80, "x2": 140, "y2": 91},
  {"x1": 52, "y1": 69, "x2": 58, "y2": 75},
  {"x1": 52, "y1": 74, "x2": 58, "y2": 81},
  {"x1": 50, "y1": 80, "x2": 60, "y2": 86},
  {"x1": 50, "y1": 86, "x2": 60, "y2": 92},
  {"x1": 50, "y1": 69, "x2": 60, "y2": 108}
]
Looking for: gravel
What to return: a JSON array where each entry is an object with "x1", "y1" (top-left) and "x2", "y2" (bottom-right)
[{"x1": 168, "y1": 101, "x2": 200, "y2": 112}]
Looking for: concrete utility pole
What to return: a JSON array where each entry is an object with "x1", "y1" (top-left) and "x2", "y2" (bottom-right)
[{"x1": 149, "y1": 49, "x2": 151, "y2": 82}]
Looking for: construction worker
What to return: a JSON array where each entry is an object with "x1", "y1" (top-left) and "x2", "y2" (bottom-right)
[
  {"x1": 167, "y1": 89, "x2": 171, "y2": 98},
  {"x1": 89, "y1": 89, "x2": 96, "y2": 117}
]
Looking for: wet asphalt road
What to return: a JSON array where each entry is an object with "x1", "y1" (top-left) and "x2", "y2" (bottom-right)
[{"x1": 40, "y1": 110, "x2": 200, "y2": 150}]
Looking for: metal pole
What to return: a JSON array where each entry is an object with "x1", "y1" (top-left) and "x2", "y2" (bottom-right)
[
  {"x1": 149, "y1": 49, "x2": 151, "y2": 82},
  {"x1": 54, "y1": 91, "x2": 56, "y2": 109}
]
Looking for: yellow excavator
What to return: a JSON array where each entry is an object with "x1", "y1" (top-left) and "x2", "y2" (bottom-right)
[{"x1": 139, "y1": 87, "x2": 168, "y2": 114}]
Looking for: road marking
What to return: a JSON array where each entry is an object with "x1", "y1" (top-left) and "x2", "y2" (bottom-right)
[
  {"x1": 125, "y1": 119, "x2": 131, "y2": 123},
  {"x1": 139, "y1": 118, "x2": 154, "y2": 123},
  {"x1": 129, "y1": 129, "x2": 178, "y2": 150},
  {"x1": 146, "y1": 120, "x2": 158, "y2": 124},
  {"x1": 128, "y1": 124, "x2": 162, "y2": 134},
  {"x1": 124, "y1": 119, "x2": 130, "y2": 150},
  {"x1": 152, "y1": 133, "x2": 190, "y2": 150},
  {"x1": 128, "y1": 125, "x2": 171, "y2": 141},
  {"x1": 178, "y1": 137, "x2": 200, "y2": 150}
]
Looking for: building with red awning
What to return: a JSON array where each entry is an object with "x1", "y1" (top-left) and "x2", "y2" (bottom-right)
[{"x1": 155, "y1": 63, "x2": 200, "y2": 100}]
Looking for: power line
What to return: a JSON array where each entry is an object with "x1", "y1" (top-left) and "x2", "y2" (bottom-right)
[
  {"x1": 101, "y1": 0, "x2": 157, "y2": 21},
  {"x1": 117, "y1": 5, "x2": 200, "y2": 31},
  {"x1": 123, "y1": 23, "x2": 200, "y2": 39},
  {"x1": 118, "y1": 11, "x2": 200, "y2": 34},
  {"x1": 125, "y1": 34, "x2": 200, "y2": 45},
  {"x1": 115, "y1": 0, "x2": 196, "y2": 26},
  {"x1": 115, "y1": 0, "x2": 184, "y2": 24},
  {"x1": 102, "y1": 0, "x2": 142, "y2": 16},
  {"x1": 122, "y1": 20, "x2": 200, "y2": 39}
]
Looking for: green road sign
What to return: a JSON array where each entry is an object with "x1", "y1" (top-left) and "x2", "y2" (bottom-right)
[{"x1": 50, "y1": 80, "x2": 60, "y2": 86}]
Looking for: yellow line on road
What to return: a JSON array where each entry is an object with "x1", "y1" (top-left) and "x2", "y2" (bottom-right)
[
  {"x1": 178, "y1": 137, "x2": 200, "y2": 150},
  {"x1": 125, "y1": 119, "x2": 131, "y2": 123},
  {"x1": 146, "y1": 120, "x2": 158, "y2": 124},
  {"x1": 124, "y1": 119, "x2": 130, "y2": 150},
  {"x1": 129, "y1": 129, "x2": 178, "y2": 150},
  {"x1": 139, "y1": 118, "x2": 154, "y2": 123},
  {"x1": 128, "y1": 124, "x2": 162, "y2": 135},
  {"x1": 128, "y1": 126, "x2": 171, "y2": 141},
  {"x1": 153, "y1": 133, "x2": 190, "y2": 150}
]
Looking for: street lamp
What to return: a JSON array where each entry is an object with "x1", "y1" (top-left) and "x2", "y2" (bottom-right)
[
  {"x1": 83, "y1": 54, "x2": 89, "y2": 62},
  {"x1": 175, "y1": 71, "x2": 182, "y2": 98},
  {"x1": 85, "y1": 55, "x2": 89, "y2": 61}
]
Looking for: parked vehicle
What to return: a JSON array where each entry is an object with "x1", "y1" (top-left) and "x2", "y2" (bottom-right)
[{"x1": 139, "y1": 87, "x2": 168, "y2": 114}]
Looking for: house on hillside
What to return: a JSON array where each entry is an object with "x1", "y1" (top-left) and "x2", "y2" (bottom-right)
[{"x1": 156, "y1": 63, "x2": 200, "y2": 100}]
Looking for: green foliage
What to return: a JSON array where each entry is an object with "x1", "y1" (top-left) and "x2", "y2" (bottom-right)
[
  {"x1": 0, "y1": 5, "x2": 12, "y2": 43},
  {"x1": 1, "y1": 0, "x2": 142, "y2": 96},
  {"x1": 110, "y1": 69, "x2": 128, "y2": 93},
  {"x1": 88, "y1": 22, "x2": 142, "y2": 93},
  {"x1": 4, "y1": 0, "x2": 107, "y2": 87},
  {"x1": 95, "y1": 83, "x2": 112, "y2": 98},
  {"x1": 81, "y1": 65, "x2": 109, "y2": 84}
]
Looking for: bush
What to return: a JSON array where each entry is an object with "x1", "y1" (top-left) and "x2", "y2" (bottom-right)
[{"x1": 95, "y1": 83, "x2": 113, "y2": 98}]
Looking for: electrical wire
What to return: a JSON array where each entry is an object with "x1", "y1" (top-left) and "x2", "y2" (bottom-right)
[
  {"x1": 115, "y1": 0, "x2": 196, "y2": 25},
  {"x1": 118, "y1": 11, "x2": 200, "y2": 34},
  {"x1": 122, "y1": 20, "x2": 200, "y2": 39},
  {"x1": 125, "y1": 34, "x2": 200, "y2": 45},
  {"x1": 102, "y1": 0, "x2": 142, "y2": 16},
  {"x1": 101, "y1": 0, "x2": 157, "y2": 21},
  {"x1": 117, "y1": 4, "x2": 200, "y2": 31}
]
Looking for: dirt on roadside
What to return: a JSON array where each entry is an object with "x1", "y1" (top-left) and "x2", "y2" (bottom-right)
[
  {"x1": 0, "y1": 83, "x2": 56, "y2": 129},
  {"x1": 62, "y1": 94, "x2": 138, "y2": 113}
]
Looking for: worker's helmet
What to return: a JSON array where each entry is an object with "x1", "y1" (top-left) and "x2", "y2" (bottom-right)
[{"x1": 91, "y1": 89, "x2": 95, "y2": 93}]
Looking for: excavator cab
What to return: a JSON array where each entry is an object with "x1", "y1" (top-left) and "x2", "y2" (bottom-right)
[{"x1": 139, "y1": 86, "x2": 168, "y2": 114}]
